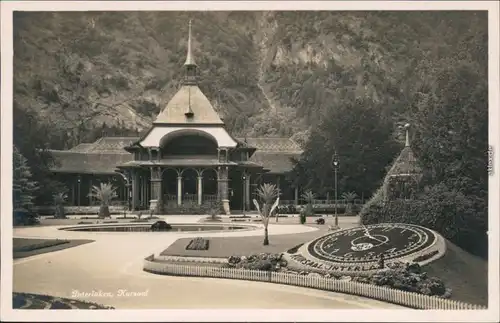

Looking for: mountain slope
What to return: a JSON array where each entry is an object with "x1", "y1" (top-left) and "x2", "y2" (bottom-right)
[{"x1": 13, "y1": 11, "x2": 487, "y2": 147}]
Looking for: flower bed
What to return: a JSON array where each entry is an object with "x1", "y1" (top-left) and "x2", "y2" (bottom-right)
[
  {"x1": 225, "y1": 253, "x2": 288, "y2": 271},
  {"x1": 352, "y1": 262, "x2": 452, "y2": 298},
  {"x1": 34, "y1": 206, "x2": 126, "y2": 215},
  {"x1": 186, "y1": 238, "x2": 210, "y2": 251},
  {"x1": 12, "y1": 292, "x2": 114, "y2": 309}
]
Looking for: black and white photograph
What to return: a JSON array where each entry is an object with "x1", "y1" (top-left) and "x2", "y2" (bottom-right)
[{"x1": 1, "y1": 1, "x2": 499, "y2": 322}]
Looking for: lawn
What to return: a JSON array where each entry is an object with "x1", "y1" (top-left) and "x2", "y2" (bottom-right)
[
  {"x1": 13, "y1": 238, "x2": 94, "y2": 259},
  {"x1": 160, "y1": 227, "x2": 329, "y2": 258},
  {"x1": 423, "y1": 240, "x2": 488, "y2": 306}
]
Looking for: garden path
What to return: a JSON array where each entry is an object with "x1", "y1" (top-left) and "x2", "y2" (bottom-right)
[{"x1": 11, "y1": 215, "x2": 404, "y2": 315}]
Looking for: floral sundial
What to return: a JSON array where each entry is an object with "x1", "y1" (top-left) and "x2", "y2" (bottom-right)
[{"x1": 284, "y1": 223, "x2": 446, "y2": 273}]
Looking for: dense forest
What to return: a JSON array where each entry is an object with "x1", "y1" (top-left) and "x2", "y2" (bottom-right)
[{"x1": 13, "y1": 11, "x2": 489, "y2": 256}]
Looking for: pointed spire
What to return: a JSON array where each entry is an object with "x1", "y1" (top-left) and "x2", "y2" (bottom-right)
[
  {"x1": 184, "y1": 20, "x2": 197, "y2": 67},
  {"x1": 183, "y1": 19, "x2": 198, "y2": 87},
  {"x1": 404, "y1": 123, "x2": 411, "y2": 147}
]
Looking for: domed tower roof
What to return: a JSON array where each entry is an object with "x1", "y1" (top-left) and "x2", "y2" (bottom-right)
[{"x1": 153, "y1": 20, "x2": 224, "y2": 125}]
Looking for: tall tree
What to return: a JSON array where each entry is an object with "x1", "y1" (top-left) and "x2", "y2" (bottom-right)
[
  {"x1": 13, "y1": 103, "x2": 66, "y2": 204},
  {"x1": 293, "y1": 92, "x2": 400, "y2": 199},
  {"x1": 13, "y1": 145, "x2": 38, "y2": 211}
]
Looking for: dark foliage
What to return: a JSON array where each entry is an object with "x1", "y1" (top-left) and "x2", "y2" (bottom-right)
[
  {"x1": 226, "y1": 253, "x2": 287, "y2": 271},
  {"x1": 315, "y1": 218, "x2": 325, "y2": 225},
  {"x1": 150, "y1": 220, "x2": 172, "y2": 231},
  {"x1": 361, "y1": 184, "x2": 487, "y2": 258},
  {"x1": 353, "y1": 262, "x2": 451, "y2": 298},
  {"x1": 276, "y1": 204, "x2": 297, "y2": 214},
  {"x1": 286, "y1": 243, "x2": 304, "y2": 254}
]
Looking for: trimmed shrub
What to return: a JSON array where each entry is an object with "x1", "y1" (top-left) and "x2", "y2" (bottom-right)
[
  {"x1": 150, "y1": 221, "x2": 172, "y2": 231},
  {"x1": 13, "y1": 208, "x2": 40, "y2": 226},
  {"x1": 360, "y1": 183, "x2": 487, "y2": 258},
  {"x1": 315, "y1": 218, "x2": 325, "y2": 225}
]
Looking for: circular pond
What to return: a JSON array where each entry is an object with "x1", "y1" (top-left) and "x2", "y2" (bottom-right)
[{"x1": 60, "y1": 223, "x2": 257, "y2": 233}]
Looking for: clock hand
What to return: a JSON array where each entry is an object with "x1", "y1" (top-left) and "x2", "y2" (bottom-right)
[
  {"x1": 362, "y1": 225, "x2": 371, "y2": 237},
  {"x1": 363, "y1": 232, "x2": 386, "y2": 244}
]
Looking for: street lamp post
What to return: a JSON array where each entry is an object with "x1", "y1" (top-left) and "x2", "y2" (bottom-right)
[
  {"x1": 77, "y1": 177, "x2": 81, "y2": 206},
  {"x1": 242, "y1": 173, "x2": 246, "y2": 217},
  {"x1": 117, "y1": 172, "x2": 132, "y2": 212},
  {"x1": 331, "y1": 152, "x2": 339, "y2": 228}
]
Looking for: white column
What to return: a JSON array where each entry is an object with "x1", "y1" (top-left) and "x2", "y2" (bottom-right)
[
  {"x1": 245, "y1": 175, "x2": 251, "y2": 210},
  {"x1": 198, "y1": 176, "x2": 203, "y2": 205},
  {"x1": 132, "y1": 171, "x2": 139, "y2": 210},
  {"x1": 294, "y1": 186, "x2": 299, "y2": 205},
  {"x1": 177, "y1": 176, "x2": 182, "y2": 206},
  {"x1": 140, "y1": 176, "x2": 145, "y2": 208},
  {"x1": 88, "y1": 178, "x2": 92, "y2": 206}
]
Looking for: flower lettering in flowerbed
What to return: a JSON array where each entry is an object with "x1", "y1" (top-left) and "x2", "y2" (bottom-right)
[
  {"x1": 289, "y1": 254, "x2": 379, "y2": 272},
  {"x1": 225, "y1": 253, "x2": 288, "y2": 271},
  {"x1": 186, "y1": 237, "x2": 210, "y2": 251},
  {"x1": 351, "y1": 262, "x2": 452, "y2": 298}
]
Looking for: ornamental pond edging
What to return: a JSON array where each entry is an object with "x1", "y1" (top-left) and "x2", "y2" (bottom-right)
[{"x1": 143, "y1": 254, "x2": 486, "y2": 310}]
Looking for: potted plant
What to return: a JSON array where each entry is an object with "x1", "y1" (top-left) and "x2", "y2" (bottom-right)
[
  {"x1": 53, "y1": 192, "x2": 68, "y2": 219},
  {"x1": 203, "y1": 200, "x2": 223, "y2": 222},
  {"x1": 341, "y1": 191, "x2": 358, "y2": 214},
  {"x1": 88, "y1": 183, "x2": 117, "y2": 219},
  {"x1": 301, "y1": 190, "x2": 316, "y2": 222},
  {"x1": 253, "y1": 183, "x2": 280, "y2": 246}
]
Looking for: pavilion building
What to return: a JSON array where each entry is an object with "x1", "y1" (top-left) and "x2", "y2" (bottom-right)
[
  {"x1": 48, "y1": 21, "x2": 302, "y2": 214},
  {"x1": 382, "y1": 124, "x2": 423, "y2": 200}
]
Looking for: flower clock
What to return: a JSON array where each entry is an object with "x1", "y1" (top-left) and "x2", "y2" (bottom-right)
[{"x1": 286, "y1": 223, "x2": 446, "y2": 273}]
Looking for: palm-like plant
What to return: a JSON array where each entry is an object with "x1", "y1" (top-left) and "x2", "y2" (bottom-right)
[
  {"x1": 253, "y1": 183, "x2": 280, "y2": 245},
  {"x1": 88, "y1": 183, "x2": 117, "y2": 218},
  {"x1": 301, "y1": 190, "x2": 316, "y2": 217},
  {"x1": 53, "y1": 192, "x2": 67, "y2": 219},
  {"x1": 341, "y1": 191, "x2": 358, "y2": 214}
]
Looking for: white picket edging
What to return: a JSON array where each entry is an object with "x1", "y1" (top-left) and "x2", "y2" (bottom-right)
[
  {"x1": 143, "y1": 254, "x2": 486, "y2": 310},
  {"x1": 155, "y1": 255, "x2": 228, "y2": 264}
]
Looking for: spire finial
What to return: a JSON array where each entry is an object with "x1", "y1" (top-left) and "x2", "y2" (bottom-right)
[
  {"x1": 184, "y1": 19, "x2": 196, "y2": 67},
  {"x1": 404, "y1": 123, "x2": 411, "y2": 147}
]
